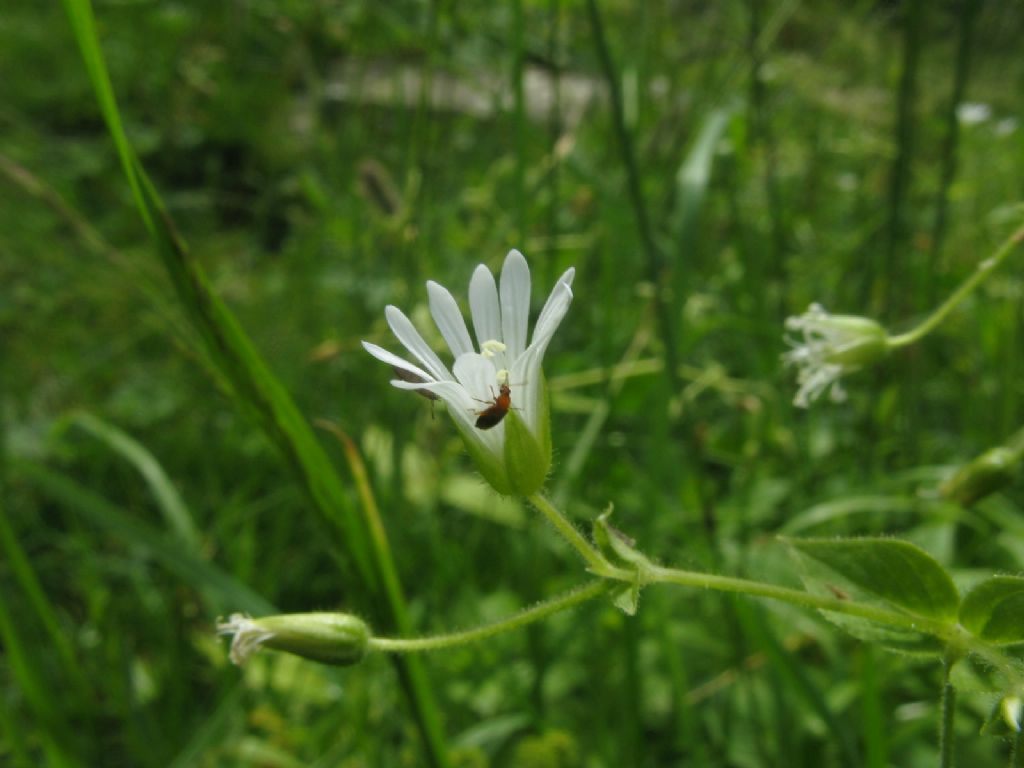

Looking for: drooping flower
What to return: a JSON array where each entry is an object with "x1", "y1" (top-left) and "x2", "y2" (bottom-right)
[
  {"x1": 783, "y1": 302, "x2": 889, "y2": 408},
  {"x1": 363, "y1": 249, "x2": 574, "y2": 494}
]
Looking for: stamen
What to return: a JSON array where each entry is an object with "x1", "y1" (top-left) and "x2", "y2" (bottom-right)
[{"x1": 481, "y1": 339, "x2": 507, "y2": 358}]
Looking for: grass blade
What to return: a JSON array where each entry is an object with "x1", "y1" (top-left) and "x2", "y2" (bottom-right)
[
  {"x1": 59, "y1": 2, "x2": 450, "y2": 761},
  {"x1": 66, "y1": 412, "x2": 200, "y2": 553},
  {"x1": 16, "y1": 460, "x2": 274, "y2": 615}
]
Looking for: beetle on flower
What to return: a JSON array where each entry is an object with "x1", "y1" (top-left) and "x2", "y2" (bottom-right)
[{"x1": 363, "y1": 249, "x2": 575, "y2": 495}]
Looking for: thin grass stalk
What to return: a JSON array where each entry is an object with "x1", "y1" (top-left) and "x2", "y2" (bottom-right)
[
  {"x1": 0, "y1": 560, "x2": 79, "y2": 764},
  {"x1": 0, "y1": 690, "x2": 33, "y2": 768},
  {"x1": 882, "y1": 0, "x2": 925, "y2": 315},
  {"x1": 0, "y1": 506, "x2": 89, "y2": 695},
  {"x1": 747, "y1": 0, "x2": 786, "y2": 310},
  {"x1": 860, "y1": 646, "x2": 887, "y2": 768},
  {"x1": 584, "y1": 0, "x2": 681, "y2": 395},
  {"x1": 17, "y1": 461, "x2": 275, "y2": 615},
  {"x1": 513, "y1": 0, "x2": 527, "y2": 243},
  {"x1": 940, "y1": 677, "x2": 957, "y2": 768},
  {"x1": 60, "y1": 2, "x2": 450, "y2": 763},
  {"x1": 1011, "y1": 724, "x2": 1024, "y2": 768},
  {"x1": 735, "y1": 599, "x2": 860, "y2": 768},
  {"x1": 928, "y1": 0, "x2": 980, "y2": 303},
  {"x1": 621, "y1": 616, "x2": 643, "y2": 764},
  {"x1": 544, "y1": 0, "x2": 563, "y2": 289}
]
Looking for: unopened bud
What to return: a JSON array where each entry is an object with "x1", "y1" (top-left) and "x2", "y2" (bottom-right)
[
  {"x1": 1003, "y1": 696, "x2": 1023, "y2": 733},
  {"x1": 217, "y1": 612, "x2": 370, "y2": 667},
  {"x1": 941, "y1": 446, "x2": 1021, "y2": 507}
]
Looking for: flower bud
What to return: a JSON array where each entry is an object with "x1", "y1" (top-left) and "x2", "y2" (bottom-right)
[
  {"x1": 941, "y1": 445, "x2": 1021, "y2": 507},
  {"x1": 1003, "y1": 696, "x2": 1023, "y2": 733},
  {"x1": 217, "y1": 612, "x2": 370, "y2": 667}
]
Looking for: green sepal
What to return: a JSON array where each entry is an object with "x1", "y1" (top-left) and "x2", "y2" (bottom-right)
[
  {"x1": 960, "y1": 576, "x2": 1024, "y2": 645},
  {"x1": 593, "y1": 507, "x2": 652, "y2": 615},
  {"x1": 453, "y1": 418, "x2": 513, "y2": 495},
  {"x1": 503, "y1": 405, "x2": 549, "y2": 496},
  {"x1": 256, "y1": 613, "x2": 370, "y2": 666},
  {"x1": 821, "y1": 315, "x2": 889, "y2": 369},
  {"x1": 451, "y1": 381, "x2": 552, "y2": 497}
]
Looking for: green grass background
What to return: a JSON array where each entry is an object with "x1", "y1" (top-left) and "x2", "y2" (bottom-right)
[{"x1": 3, "y1": 1, "x2": 1024, "y2": 765}]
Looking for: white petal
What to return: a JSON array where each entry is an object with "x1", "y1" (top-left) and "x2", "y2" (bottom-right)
[
  {"x1": 511, "y1": 345, "x2": 544, "y2": 434},
  {"x1": 469, "y1": 265, "x2": 502, "y2": 350},
  {"x1": 385, "y1": 305, "x2": 452, "y2": 382},
  {"x1": 453, "y1": 352, "x2": 504, "y2": 452},
  {"x1": 392, "y1": 377, "x2": 484, "y2": 438},
  {"x1": 512, "y1": 279, "x2": 573, "y2": 434},
  {"x1": 453, "y1": 352, "x2": 500, "y2": 404},
  {"x1": 391, "y1": 378, "x2": 470, "y2": 408},
  {"x1": 533, "y1": 267, "x2": 575, "y2": 345},
  {"x1": 362, "y1": 341, "x2": 434, "y2": 382},
  {"x1": 427, "y1": 281, "x2": 474, "y2": 358},
  {"x1": 500, "y1": 249, "x2": 531, "y2": 361}
]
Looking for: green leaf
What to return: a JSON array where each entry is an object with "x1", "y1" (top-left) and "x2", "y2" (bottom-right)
[
  {"x1": 960, "y1": 576, "x2": 1024, "y2": 644},
  {"x1": 593, "y1": 508, "x2": 651, "y2": 615},
  {"x1": 16, "y1": 460, "x2": 274, "y2": 616},
  {"x1": 66, "y1": 412, "x2": 201, "y2": 553},
  {"x1": 788, "y1": 537, "x2": 960, "y2": 622}
]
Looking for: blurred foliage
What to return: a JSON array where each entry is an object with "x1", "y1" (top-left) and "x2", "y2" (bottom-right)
[{"x1": 3, "y1": 0, "x2": 1024, "y2": 765}]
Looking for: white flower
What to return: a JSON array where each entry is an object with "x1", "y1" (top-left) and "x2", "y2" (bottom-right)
[
  {"x1": 362, "y1": 249, "x2": 574, "y2": 493},
  {"x1": 956, "y1": 101, "x2": 991, "y2": 126},
  {"x1": 783, "y1": 302, "x2": 889, "y2": 408}
]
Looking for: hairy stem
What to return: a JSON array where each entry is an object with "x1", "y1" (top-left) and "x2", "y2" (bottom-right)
[
  {"x1": 369, "y1": 581, "x2": 610, "y2": 653},
  {"x1": 528, "y1": 493, "x2": 611, "y2": 572},
  {"x1": 889, "y1": 221, "x2": 1024, "y2": 348}
]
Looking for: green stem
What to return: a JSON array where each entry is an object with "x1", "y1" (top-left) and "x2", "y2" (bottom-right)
[
  {"x1": 366, "y1": 562, "x2": 947, "y2": 656},
  {"x1": 1011, "y1": 723, "x2": 1024, "y2": 768},
  {"x1": 939, "y1": 663, "x2": 957, "y2": 768},
  {"x1": 366, "y1": 542, "x2": 1024, "y2": 697},
  {"x1": 528, "y1": 493, "x2": 611, "y2": 572},
  {"x1": 888, "y1": 221, "x2": 1024, "y2": 348},
  {"x1": 368, "y1": 581, "x2": 609, "y2": 653},
  {"x1": 639, "y1": 564, "x2": 945, "y2": 634}
]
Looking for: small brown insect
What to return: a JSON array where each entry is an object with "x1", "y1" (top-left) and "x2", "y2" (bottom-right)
[
  {"x1": 474, "y1": 383, "x2": 512, "y2": 430},
  {"x1": 391, "y1": 366, "x2": 439, "y2": 401},
  {"x1": 392, "y1": 366, "x2": 439, "y2": 419},
  {"x1": 825, "y1": 584, "x2": 850, "y2": 601}
]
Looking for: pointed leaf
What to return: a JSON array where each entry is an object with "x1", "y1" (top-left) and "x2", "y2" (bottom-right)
[
  {"x1": 593, "y1": 508, "x2": 649, "y2": 615},
  {"x1": 610, "y1": 583, "x2": 640, "y2": 616},
  {"x1": 788, "y1": 537, "x2": 959, "y2": 621},
  {"x1": 960, "y1": 576, "x2": 1024, "y2": 644}
]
